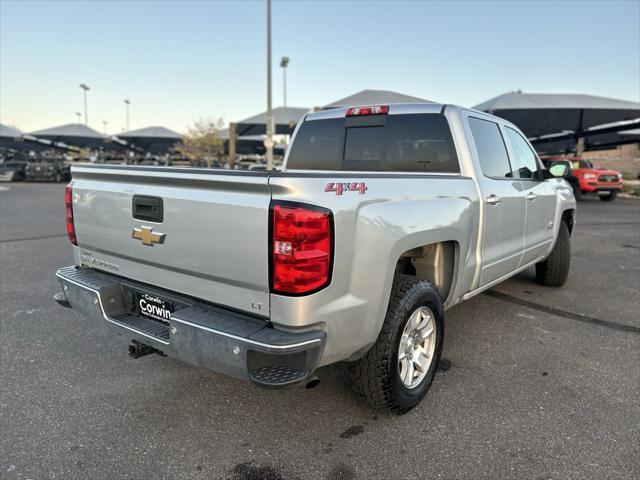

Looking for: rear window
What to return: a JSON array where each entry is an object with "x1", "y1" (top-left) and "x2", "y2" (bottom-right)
[{"x1": 286, "y1": 113, "x2": 460, "y2": 173}]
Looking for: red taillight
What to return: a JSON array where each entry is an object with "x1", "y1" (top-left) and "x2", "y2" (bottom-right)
[
  {"x1": 271, "y1": 202, "x2": 333, "y2": 295},
  {"x1": 65, "y1": 183, "x2": 77, "y2": 246},
  {"x1": 345, "y1": 105, "x2": 389, "y2": 117}
]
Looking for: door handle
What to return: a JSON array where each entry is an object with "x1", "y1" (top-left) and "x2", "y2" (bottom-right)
[
  {"x1": 527, "y1": 192, "x2": 537, "y2": 202},
  {"x1": 486, "y1": 194, "x2": 501, "y2": 205}
]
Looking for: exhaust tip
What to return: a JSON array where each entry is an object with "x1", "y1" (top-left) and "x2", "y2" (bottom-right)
[{"x1": 303, "y1": 375, "x2": 321, "y2": 389}]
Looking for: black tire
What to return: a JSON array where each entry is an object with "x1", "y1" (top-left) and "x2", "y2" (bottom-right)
[
  {"x1": 599, "y1": 191, "x2": 617, "y2": 201},
  {"x1": 349, "y1": 275, "x2": 444, "y2": 415},
  {"x1": 535, "y1": 222, "x2": 571, "y2": 287}
]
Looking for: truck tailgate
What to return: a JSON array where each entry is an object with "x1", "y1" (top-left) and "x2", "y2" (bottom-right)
[{"x1": 70, "y1": 165, "x2": 271, "y2": 316}]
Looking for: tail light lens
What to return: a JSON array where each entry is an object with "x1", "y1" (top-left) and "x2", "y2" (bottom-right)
[
  {"x1": 65, "y1": 183, "x2": 77, "y2": 246},
  {"x1": 271, "y1": 202, "x2": 333, "y2": 295}
]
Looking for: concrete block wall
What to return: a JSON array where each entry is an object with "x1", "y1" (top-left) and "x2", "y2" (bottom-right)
[{"x1": 582, "y1": 143, "x2": 640, "y2": 177}]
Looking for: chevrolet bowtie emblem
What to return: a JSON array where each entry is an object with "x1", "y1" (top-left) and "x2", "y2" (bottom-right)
[{"x1": 132, "y1": 226, "x2": 166, "y2": 246}]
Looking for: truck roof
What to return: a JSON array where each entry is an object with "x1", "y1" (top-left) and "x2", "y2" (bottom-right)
[{"x1": 304, "y1": 103, "x2": 507, "y2": 125}]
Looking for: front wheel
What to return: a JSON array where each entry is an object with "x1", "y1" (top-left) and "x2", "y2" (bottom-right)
[
  {"x1": 599, "y1": 191, "x2": 617, "y2": 201},
  {"x1": 349, "y1": 275, "x2": 444, "y2": 415},
  {"x1": 536, "y1": 222, "x2": 571, "y2": 287}
]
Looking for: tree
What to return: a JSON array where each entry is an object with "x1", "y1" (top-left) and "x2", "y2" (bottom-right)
[{"x1": 175, "y1": 118, "x2": 225, "y2": 167}]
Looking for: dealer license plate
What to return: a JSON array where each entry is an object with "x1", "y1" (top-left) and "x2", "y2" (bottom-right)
[{"x1": 136, "y1": 291, "x2": 173, "y2": 325}]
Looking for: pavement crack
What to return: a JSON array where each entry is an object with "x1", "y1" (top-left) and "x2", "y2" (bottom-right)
[
  {"x1": 0, "y1": 233, "x2": 67, "y2": 244},
  {"x1": 484, "y1": 290, "x2": 640, "y2": 334},
  {"x1": 577, "y1": 221, "x2": 640, "y2": 227}
]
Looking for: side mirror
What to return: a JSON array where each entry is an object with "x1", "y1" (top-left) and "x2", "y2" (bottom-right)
[
  {"x1": 548, "y1": 163, "x2": 569, "y2": 178},
  {"x1": 534, "y1": 169, "x2": 554, "y2": 181}
]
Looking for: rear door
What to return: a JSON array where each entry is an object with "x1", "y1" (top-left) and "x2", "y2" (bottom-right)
[
  {"x1": 503, "y1": 127, "x2": 557, "y2": 265},
  {"x1": 71, "y1": 166, "x2": 272, "y2": 316},
  {"x1": 465, "y1": 115, "x2": 526, "y2": 287}
]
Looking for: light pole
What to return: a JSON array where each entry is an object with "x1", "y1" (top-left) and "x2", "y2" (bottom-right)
[
  {"x1": 265, "y1": 0, "x2": 274, "y2": 171},
  {"x1": 79, "y1": 83, "x2": 90, "y2": 125},
  {"x1": 75, "y1": 112, "x2": 82, "y2": 123},
  {"x1": 280, "y1": 56, "x2": 289, "y2": 107},
  {"x1": 124, "y1": 99, "x2": 131, "y2": 131},
  {"x1": 102, "y1": 120, "x2": 108, "y2": 135}
]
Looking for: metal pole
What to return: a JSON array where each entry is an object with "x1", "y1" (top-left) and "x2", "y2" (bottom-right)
[
  {"x1": 228, "y1": 122, "x2": 237, "y2": 169},
  {"x1": 103, "y1": 121, "x2": 108, "y2": 134},
  {"x1": 80, "y1": 84, "x2": 89, "y2": 125},
  {"x1": 75, "y1": 112, "x2": 82, "y2": 123},
  {"x1": 283, "y1": 66, "x2": 287, "y2": 107},
  {"x1": 280, "y1": 57, "x2": 289, "y2": 108},
  {"x1": 125, "y1": 99, "x2": 131, "y2": 131},
  {"x1": 265, "y1": 0, "x2": 273, "y2": 171}
]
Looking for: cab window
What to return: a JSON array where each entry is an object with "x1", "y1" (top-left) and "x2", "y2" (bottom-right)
[
  {"x1": 468, "y1": 117, "x2": 513, "y2": 179},
  {"x1": 505, "y1": 127, "x2": 540, "y2": 180},
  {"x1": 287, "y1": 114, "x2": 460, "y2": 173}
]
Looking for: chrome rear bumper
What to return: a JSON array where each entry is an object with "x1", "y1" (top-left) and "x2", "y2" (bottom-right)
[{"x1": 55, "y1": 266, "x2": 325, "y2": 387}]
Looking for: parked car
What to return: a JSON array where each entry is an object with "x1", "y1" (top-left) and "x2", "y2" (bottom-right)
[
  {"x1": 54, "y1": 103, "x2": 576, "y2": 414},
  {"x1": 543, "y1": 156, "x2": 623, "y2": 201},
  {"x1": 0, "y1": 158, "x2": 27, "y2": 182},
  {"x1": 24, "y1": 158, "x2": 71, "y2": 182}
]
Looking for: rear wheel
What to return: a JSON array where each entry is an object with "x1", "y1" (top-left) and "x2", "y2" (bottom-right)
[
  {"x1": 349, "y1": 275, "x2": 444, "y2": 415},
  {"x1": 536, "y1": 222, "x2": 571, "y2": 287},
  {"x1": 598, "y1": 191, "x2": 617, "y2": 201}
]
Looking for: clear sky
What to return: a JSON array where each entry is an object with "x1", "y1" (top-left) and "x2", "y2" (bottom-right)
[{"x1": 1, "y1": 0, "x2": 638, "y2": 134}]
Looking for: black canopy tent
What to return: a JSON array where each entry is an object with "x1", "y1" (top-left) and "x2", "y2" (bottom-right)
[
  {"x1": 322, "y1": 89, "x2": 434, "y2": 109},
  {"x1": 1, "y1": 123, "x2": 70, "y2": 152},
  {"x1": 533, "y1": 122, "x2": 640, "y2": 154},
  {"x1": 115, "y1": 126, "x2": 182, "y2": 153},
  {"x1": 580, "y1": 126, "x2": 640, "y2": 151},
  {"x1": 219, "y1": 128, "x2": 286, "y2": 156},
  {"x1": 235, "y1": 107, "x2": 309, "y2": 137},
  {"x1": 0, "y1": 124, "x2": 24, "y2": 150},
  {"x1": 29, "y1": 123, "x2": 107, "y2": 149},
  {"x1": 472, "y1": 92, "x2": 640, "y2": 153}
]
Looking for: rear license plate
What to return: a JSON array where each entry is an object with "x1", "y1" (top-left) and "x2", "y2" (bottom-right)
[{"x1": 136, "y1": 291, "x2": 173, "y2": 325}]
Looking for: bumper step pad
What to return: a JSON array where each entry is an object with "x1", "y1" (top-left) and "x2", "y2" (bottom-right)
[{"x1": 250, "y1": 365, "x2": 306, "y2": 385}]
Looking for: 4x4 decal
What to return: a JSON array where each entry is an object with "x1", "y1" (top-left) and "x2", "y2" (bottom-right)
[{"x1": 324, "y1": 182, "x2": 368, "y2": 195}]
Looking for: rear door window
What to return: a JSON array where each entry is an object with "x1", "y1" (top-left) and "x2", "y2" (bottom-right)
[
  {"x1": 286, "y1": 113, "x2": 459, "y2": 173},
  {"x1": 467, "y1": 117, "x2": 513, "y2": 179}
]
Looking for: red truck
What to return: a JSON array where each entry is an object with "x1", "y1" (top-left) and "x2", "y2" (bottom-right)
[{"x1": 542, "y1": 157, "x2": 623, "y2": 201}]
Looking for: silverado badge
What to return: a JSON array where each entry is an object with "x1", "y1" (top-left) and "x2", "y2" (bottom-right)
[{"x1": 132, "y1": 226, "x2": 166, "y2": 246}]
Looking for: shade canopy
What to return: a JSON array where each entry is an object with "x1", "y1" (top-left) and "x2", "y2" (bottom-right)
[
  {"x1": 0, "y1": 123, "x2": 27, "y2": 150},
  {"x1": 473, "y1": 92, "x2": 640, "y2": 138},
  {"x1": 219, "y1": 128, "x2": 286, "y2": 156},
  {"x1": 535, "y1": 122, "x2": 640, "y2": 154},
  {"x1": 235, "y1": 107, "x2": 309, "y2": 137},
  {"x1": 116, "y1": 126, "x2": 182, "y2": 153},
  {"x1": 323, "y1": 89, "x2": 434, "y2": 109},
  {"x1": 1, "y1": 124, "x2": 68, "y2": 152},
  {"x1": 30, "y1": 123, "x2": 107, "y2": 148},
  {"x1": 0, "y1": 123, "x2": 22, "y2": 139}
]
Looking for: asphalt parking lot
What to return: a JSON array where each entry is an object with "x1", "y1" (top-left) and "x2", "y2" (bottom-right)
[{"x1": 1, "y1": 182, "x2": 639, "y2": 480}]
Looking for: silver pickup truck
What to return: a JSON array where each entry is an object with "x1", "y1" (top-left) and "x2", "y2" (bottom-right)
[{"x1": 55, "y1": 103, "x2": 576, "y2": 414}]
